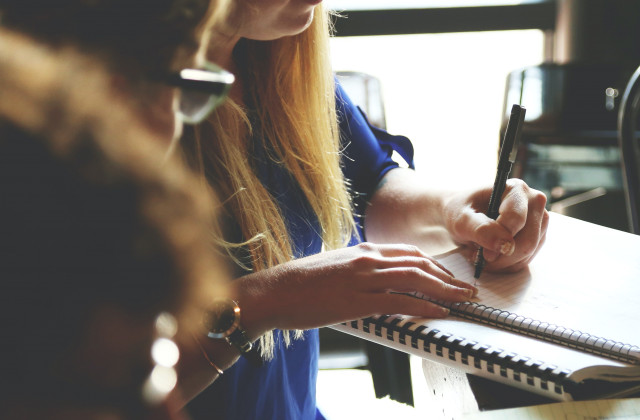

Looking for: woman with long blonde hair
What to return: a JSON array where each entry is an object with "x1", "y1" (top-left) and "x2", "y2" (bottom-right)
[{"x1": 181, "y1": 2, "x2": 548, "y2": 418}]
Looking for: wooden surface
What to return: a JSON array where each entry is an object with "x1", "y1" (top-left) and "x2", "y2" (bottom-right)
[
  {"x1": 421, "y1": 359, "x2": 478, "y2": 419},
  {"x1": 420, "y1": 360, "x2": 557, "y2": 419}
]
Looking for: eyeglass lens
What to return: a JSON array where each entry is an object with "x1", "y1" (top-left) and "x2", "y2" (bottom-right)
[
  {"x1": 176, "y1": 63, "x2": 233, "y2": 125},
  {"x1": 179, "y1": 90, "x2": 223, "y2": 124}
]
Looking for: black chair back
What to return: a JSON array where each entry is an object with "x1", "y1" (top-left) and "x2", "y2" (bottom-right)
[{"x1": 617, "y1": 65, "x2": 640, "y2": 234}]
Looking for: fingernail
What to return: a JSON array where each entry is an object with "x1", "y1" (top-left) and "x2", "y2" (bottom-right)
[
  {"x1": 440, "y1": 307, "x2": 450, "y2": 316},
  {"x1": 499, "y1": 240, "x2": 515, "y2": 256},
  {"x1": 462, "y1": 288, "x2": 474, "y2": 298}
]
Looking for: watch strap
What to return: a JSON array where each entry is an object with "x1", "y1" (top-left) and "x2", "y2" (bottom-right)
[{"x1": 227, "y1": 328, "x2": 263, "y2": 366}]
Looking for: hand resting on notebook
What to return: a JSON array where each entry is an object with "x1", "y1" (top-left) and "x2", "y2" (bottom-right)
[{"x1": 231, "y1": 242, "x2": 479, "y2": 339}]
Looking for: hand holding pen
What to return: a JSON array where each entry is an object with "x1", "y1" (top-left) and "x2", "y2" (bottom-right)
[{"x1": 473, "y1": 104, "x2": 526, "y2": 279}]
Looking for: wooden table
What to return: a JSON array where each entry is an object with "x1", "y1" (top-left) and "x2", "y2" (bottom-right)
[
  {"x1": 420, "y1": 361, "x2": 556, "y2": 419},
  {"x1": 409, "y1": 225, "x2": 557, "y2": 418}
]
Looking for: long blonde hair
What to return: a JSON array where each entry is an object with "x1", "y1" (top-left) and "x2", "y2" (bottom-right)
[{"x1": 181, "y1": 6, "x2": 357, "y2": 357}]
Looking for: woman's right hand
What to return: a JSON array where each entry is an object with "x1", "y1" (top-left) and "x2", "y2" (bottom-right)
[{"x1": 232, "y1": 242, "x2": 477, "y2": 339}]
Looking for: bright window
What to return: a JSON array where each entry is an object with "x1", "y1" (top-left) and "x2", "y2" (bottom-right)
[{"x1": 330, "y1": 30, "x2": 544, "y2": 189}]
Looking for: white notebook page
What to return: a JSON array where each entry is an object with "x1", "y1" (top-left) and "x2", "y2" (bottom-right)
[{"x1": 432, "y1": 213, "x2": 640, "y2": 359}]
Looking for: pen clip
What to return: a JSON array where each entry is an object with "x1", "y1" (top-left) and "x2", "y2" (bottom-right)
[{"x1": 501, "y1": 104, "x2": 526, "y2": 164}]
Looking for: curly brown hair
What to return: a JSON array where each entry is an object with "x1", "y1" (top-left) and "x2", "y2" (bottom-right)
[{"x1": 0, "y1": 28, "x2": 228, "y2": 410}]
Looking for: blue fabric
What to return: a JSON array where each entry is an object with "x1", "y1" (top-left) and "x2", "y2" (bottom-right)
[
  {"x1": 336, "y1": 84, "x2": 414, "y2": 241},
  {"x1": 186, "y1": 83, "x2": 414, "y2": 420}
]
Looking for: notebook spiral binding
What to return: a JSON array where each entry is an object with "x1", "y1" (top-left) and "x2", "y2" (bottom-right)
[
  {"x1": 344, "y1": 315, "x2": 572, "y2": 396},
  {"x1": 430, "y1": 300, "x2": 640, "y2": 365}
]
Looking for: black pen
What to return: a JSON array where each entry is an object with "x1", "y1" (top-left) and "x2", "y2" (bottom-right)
[{"x1": 473, "y1": 104, "x2": 526, "y2": 279}]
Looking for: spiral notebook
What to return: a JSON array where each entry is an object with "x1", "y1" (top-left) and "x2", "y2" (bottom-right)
[{"x1": 331, "y1": 213, "x2": 640, "y2": 401}]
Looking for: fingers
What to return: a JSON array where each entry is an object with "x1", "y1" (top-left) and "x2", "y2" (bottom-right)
[
  {"x1": 486, "y1": 208, "x2": 549, "y2": 272},
  {"x1": 497, "y1": 180, "x2": 547, "y2": 234},
  {"x1": 371, "y1": 267, "x2": 476, "y2": 302},
  {"x1": 443, "y1": 273, "x2": 479, "y2": 293},
  {"x1": 496, "y1": 180, "x2": 530, "y2": 236},
  {"x1": 452, "y1": 180, "x2": 548, "y2": 269},
  {"x1": 350, "y1": 242, "x2": 477, "y2": 300},
  {"x1": 453, "y1": 210, "x2": 515, "y2": 262},
  {"x1": 367, "y1": 293, "x2": 452, "y2": 319},
  {"x1": 369, "y1": 243, "x2": 454, "y2": 276},
  {"x1": 373, "y1": 255, "x2": 452, "y2": 282}
]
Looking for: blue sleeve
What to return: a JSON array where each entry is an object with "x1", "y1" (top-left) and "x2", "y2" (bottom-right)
[
  {"x1": 337, "y1": 83, "x2": 414, "y2": 196},
  {"x1": 336, "y1": 82, "x2": 415, "y2": 241}
]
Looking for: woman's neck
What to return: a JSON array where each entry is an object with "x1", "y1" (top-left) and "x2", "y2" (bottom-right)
[
  {"x1": 207, "y1": 33, "x2": 244, "y2": 104},
  {"x1": 207, "y1": 34, "x2": 238, "y2": 71}
]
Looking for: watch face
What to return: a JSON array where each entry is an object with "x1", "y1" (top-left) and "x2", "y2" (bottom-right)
[{"x1": 204, "y1": 299, "x2": 240, "y2": 338}]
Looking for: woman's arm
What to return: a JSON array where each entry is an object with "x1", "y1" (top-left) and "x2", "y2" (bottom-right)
[
  {"x1": 176, "y1": 240, "x2": 480, "y2": 403},
  {"x1": 364, "y1": 167, "x2": 549, "y2": 273}
]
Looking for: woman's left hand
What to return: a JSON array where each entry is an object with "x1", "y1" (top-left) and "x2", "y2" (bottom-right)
[{"x1": 442, "y1": 178, "x2": 549, "y2": 273}]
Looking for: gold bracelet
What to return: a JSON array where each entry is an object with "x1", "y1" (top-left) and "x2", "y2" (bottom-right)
[{"x1": 192, "y1": 333, "x2": 224, "y2": 375}]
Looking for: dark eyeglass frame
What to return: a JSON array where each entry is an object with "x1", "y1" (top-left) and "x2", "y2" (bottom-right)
[{"x1": 166, "y1": 62, "x2": 235, "y2": 124}]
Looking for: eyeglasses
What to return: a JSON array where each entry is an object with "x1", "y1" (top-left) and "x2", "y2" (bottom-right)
[{"x1": 166, "y1": 62, "x2": 234, "y2": 125}]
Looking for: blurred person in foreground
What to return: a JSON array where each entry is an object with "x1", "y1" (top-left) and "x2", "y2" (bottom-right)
[
  {"x1": 0, "y1": 27, "x2": 229, "y2": 419},
  {"x1": 0, "y1": 0, "x2": 234, "y2": 417}
]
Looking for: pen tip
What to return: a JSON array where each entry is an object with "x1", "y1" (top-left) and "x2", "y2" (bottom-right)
[{"x1": 473, "y1": 248, "x2": 484, "y2": 279}]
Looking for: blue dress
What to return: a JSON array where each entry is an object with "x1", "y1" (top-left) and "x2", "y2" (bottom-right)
[{"x1": 186, "y1": 83, "x2": 414, "y2": 420}]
